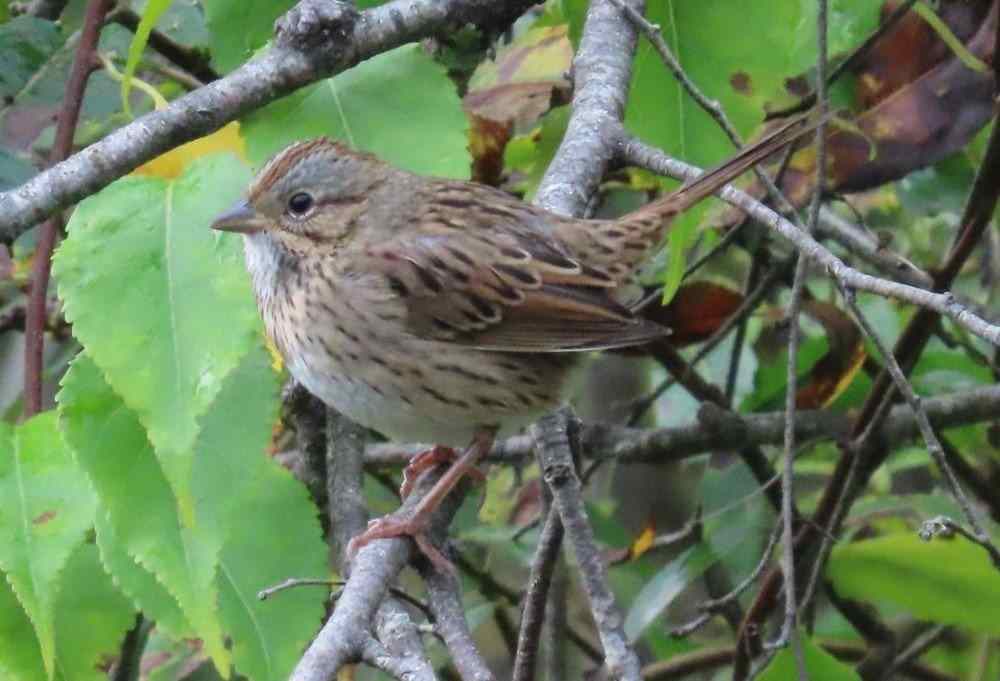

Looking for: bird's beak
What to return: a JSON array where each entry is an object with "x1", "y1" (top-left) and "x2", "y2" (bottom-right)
[{"x1": 211, "y1": 200, "x2": 268, "y2": 234}]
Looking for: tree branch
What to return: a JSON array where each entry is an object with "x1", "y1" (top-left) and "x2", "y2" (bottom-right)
[
  {"x1": 533, "y1": 409, "x2": 642, "y2": 681},
  {"x1": 0, "y1": 0, "x2": 537, "y2": 241},
  {"x1": 367, "y1": 383, "x2": 1000, "y2": 468}
]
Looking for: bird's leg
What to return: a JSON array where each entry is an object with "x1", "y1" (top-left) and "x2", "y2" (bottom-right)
[
  {"x1": 399, "y1": 444, "x2": 487, "y2": 499},
  {"x1": 347, "y1": 428, "x2": 497, "y2": 572}
]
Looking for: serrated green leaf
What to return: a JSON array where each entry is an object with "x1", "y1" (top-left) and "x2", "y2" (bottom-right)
[
  {"x1": 0, "y1": 412, "x2": 96, "y2": 680},
  {"x1": 93, "y1": 511, "x2": 193, "y2": 641},
  {"x1": 828, "y1": 532, "x2": 1000, "y2": 633},
  {"x1": 204, "y1": 0, "x2": 295, "y2": 73},
  {"x1": 51, "y1": 543, "x2": 136, "y2": 681},
  {"x1": 758, "y1": 635, "x2": 861, "y2": 681},
  {"x1": 53, "y1": 153, "x2": 258, "y2": 519},
  {"x1": 242, "y1": 44, "x2": 470, "y2": 179},
  {"x1": 59, "y1": 348, "x2": 326, "y2": 681},
  {"x1": 57, "y1": 354, "x2": 229, "y2": 673},
  {"x1": 0, "y1": 576, "x2": 45, "y2": 681},
  {"x1": 195, "y1": 345, "x2": 326, "y2": 681}
]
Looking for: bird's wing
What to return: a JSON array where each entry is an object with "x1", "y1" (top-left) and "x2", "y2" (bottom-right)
[{"x1": 357, "y1": 182, "x2": 667, "y2": 353}]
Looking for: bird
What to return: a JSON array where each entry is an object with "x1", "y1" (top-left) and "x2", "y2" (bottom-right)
[{"x1": 211, "y1": 115, "x2": 817, "y2": 567}]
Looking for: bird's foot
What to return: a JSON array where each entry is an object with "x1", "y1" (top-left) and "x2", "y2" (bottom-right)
[
  {"x1": 346, "y1": 512, "x2": 453, "y2": 574},
  {"x1": 399, "y1": 445, "x2": 486, "y2": 499}
]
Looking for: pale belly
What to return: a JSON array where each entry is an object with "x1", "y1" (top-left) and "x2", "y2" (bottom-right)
[{"x1": 285, "y1": 334, "x2": 582, "y2": 447}]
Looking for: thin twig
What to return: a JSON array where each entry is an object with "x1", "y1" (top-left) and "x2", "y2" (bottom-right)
[
  {"x1": 620, "y1": 134, "x2": 1000, "y2": 347},
  {"x1": 671, "y1": 523, "x2": 782, "y2": 638},
  {"x1": 512, "y1": 508, "x2": 564, "y2": 681},
  {"x1": 919, "y1": 516, "x2": 1000, "y2": 570},
  {"x1": 840, "y1": 286, "x2": 1000, "y2": 570},
  {"x1": 23, "y1": 0, "x2": 112, "y2": 419},
  {"x1": 422, "y1": 568, "x2": 496, "y2": 681},
  {"x1": 606, "y1": 0, "x2": 800, "y2": 221},
  {"x1": 767, "y1": 0, "x2": 921, "y2": 120},
  {"x1": 367, "y1": 382, "x2": 1000, "y2": 469},
  {"x1": 533, "y1": 409, "x2": 642, "y2": 681},
  {"x1": 773, "y1": 2, "x2": 827, "y2": 674}
]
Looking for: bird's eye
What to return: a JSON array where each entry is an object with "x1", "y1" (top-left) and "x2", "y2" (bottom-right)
[{"x1": 287, "y1": 192, "x2": 314, "y2": 217}]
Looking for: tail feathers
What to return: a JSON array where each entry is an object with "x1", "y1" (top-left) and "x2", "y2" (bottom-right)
[{"x1": 624, "y1": 112, "x2": 824, "y2": 225}]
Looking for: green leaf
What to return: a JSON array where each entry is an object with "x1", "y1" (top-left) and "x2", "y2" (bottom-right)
[
  {"x1": 204, "y1": 0, "x2": 295, "y2": 73},
  {"x1": 121, "y1": 0, "x2": 173, "y2": 117},
  {"x1": 53, "y1": 153, "x2": 259, "y2": 518},
  {"x1": 51, "y1": 543, "x2": 136, "y2": 681},
  {"x1": 242, "y1": 44, "x2": 470, "y2": 179},
  {"x1": 0, "y1": 577, "x2": 45, "y2": 681},
  {"x1": 828, "y1": 532, "x2": 1000, "y2": 633},
  {"x1": 758, "y1": 636, "x2": 861, "y2": 681},
  {"x1": 624, "y1": 519, "x2": 748, "y2": 642},
  {"x1": 93, "y1": 510, "x2": 193, "y2": 640},
  {"x1": 196, "y1": 345, "x2": 327, "y2": 681},
  {"x1": 59, "y1": 349, "x2": 327, "y2": 681},
  {"x1": 0, "y1": 412, "x2": 97, "y2": 679},
  {"x1": 58, "y1": 354, "x2": 230, "y2": 673},
  {"x1": 0, "y1": 16, "x2": 64, "y2": 101}
]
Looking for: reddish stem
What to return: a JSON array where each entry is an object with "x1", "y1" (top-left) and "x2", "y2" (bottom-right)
[{"x1": 23, "y1": 0, "x2": 113, "y2": 418}]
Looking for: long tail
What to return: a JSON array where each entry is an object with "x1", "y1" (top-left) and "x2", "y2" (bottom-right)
[
  {"x1": 551, "y1": 112, "x2": 825, "y2": 282},
  {"x1": 623, "y1": 112, "x2": 823, "y2": 225}
]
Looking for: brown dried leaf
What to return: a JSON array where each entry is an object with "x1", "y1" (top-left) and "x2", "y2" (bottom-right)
[
  {"x1": 795, "y1": 300, "x2": 867, "y2": 409},
  {"x1": 643, "y1": 281, "x2": 745, "y2": 348},
  {"x1": 718, "y1": 0, "x2": 996, "y2": 223}
]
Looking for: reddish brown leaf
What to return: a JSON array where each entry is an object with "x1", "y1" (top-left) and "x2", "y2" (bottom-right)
[
  {"x1": 795, "y1": 300, "x2": 867, "y2": 409},
  {"x1": 718, "y1": 0, "x2": 996, "y2": 225},
  {"x1": 468, "y1": 112, "x2": 512, "y2": 186},
  {"x1": 644, "y1": 281, "x2": 745, "y2": 347}
]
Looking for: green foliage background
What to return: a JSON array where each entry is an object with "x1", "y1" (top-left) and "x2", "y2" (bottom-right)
[{"x1": 0, "y1": 0, "x2": 998, "y2": 680}]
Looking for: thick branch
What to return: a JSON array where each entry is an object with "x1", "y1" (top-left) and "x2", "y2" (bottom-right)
[
  {"x1": 0, "y1": 0, "x2": 536, "y2": 241},
  {"x1": 535, "y1": 0, "x2": 644, "y2": 216},
  {"x1": 367, "y1": 383, "x2": 1000, "y2": 468}
]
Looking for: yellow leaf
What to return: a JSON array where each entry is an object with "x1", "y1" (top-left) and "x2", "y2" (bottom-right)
[
  {"x1": 133, "y1": 122, "x2": 247, "y2": 179},
  {"x1": 629, "y1": 520, "x2": 656, "y2": 560}
]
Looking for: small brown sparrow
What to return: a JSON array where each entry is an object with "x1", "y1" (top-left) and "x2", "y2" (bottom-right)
[{"x1": 212, "y1": 117, "x2": 815, "y2": 565}]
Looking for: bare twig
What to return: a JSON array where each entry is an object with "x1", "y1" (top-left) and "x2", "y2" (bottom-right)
[
  {"x1": 817, "y1": 208, "x2": 933, "y2": 289},
  {"x1": 606, "y1": 0, "x2": 799, "y2": 220},
  {"x1": 512, "y1": 508, "x2": 564, "y2": 681},
  {"x1": 641, "y1": 642, "x2": 958, "y2": 681},
  {"x1": 535, "y1": 0, "x2": 644, "y2": 217},
  {"x1": 772, "y1": 3, "x2": 828, "y2": 674},
  {"x1": 920, "y1": 516, "x2": 1000, "y2": 570},
  {"x1": 367, "y1": 382, "x2": 1000, "y2": 469},
  {"x1": 327, "y1": 408, "x2": 370, "y2": 568},
  {"x1": 840, "y1": 287, "x2": 1000, "y2": 570},
  {"x1": 533, "y1": 409, "x2": 642, "y2": 681},
  {"x1": 23, "y1": 0, "x2": 112, "y2": 419},
  {"x1": 672, "y1": 523, "x2": 781, "y2": 638},
  {"x1": 619, "y1": 136, "x2": 1000, "y2": 348},
  {"x1": 422, "y1": 568, "x2": 496, "y2": 681},
  {"x1": 543, "y1": 558, "x2": 570, "y2": 681}
]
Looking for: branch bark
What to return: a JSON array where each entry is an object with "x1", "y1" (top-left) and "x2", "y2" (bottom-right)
[{"x1": 0, "y1": 0, "x2": 537, "y2": 241}]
